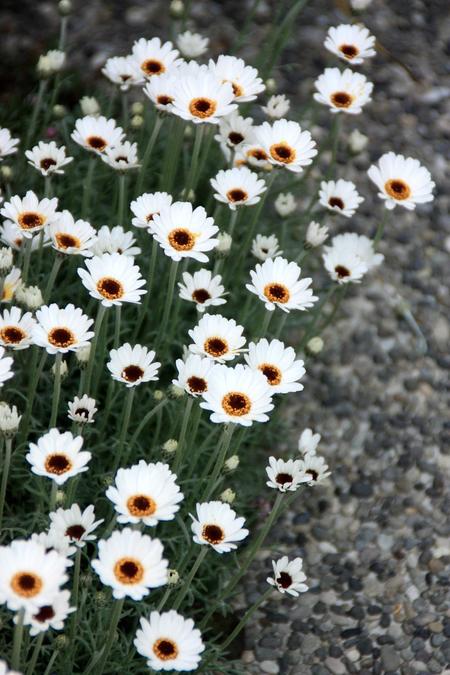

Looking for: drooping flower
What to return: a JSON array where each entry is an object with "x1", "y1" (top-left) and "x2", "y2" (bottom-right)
[
  {"x1": 322, "y1": 232, "x2": 383, "y2": 284},
  {"x1": 247, "y1": 257, "x2": 318, "y2": 312},
  {"x1": 314, "y1": 68, "x2": 373, "y2": 114},
  {"x1": 214, "y1": 113, "x2": 255, "y2": 161},
  {"x1": 367, "y1": 152, "x2": 435, "y2": 210},
  {"x1": 22, "y1": 588, "x2": 75, "y2": 636},
  {"x1": 143, "y1": 72, "x2": 178, "y2": 112},
  {"x1": 305, "y1": 221, "x2": 329, "y2": 248},
  {"x1": 209, "y1": 55, "x2": 265, "y2": 102},
  {"x1": 107, "y1": 343, "x2": 160, "y2": 387},
  {"x1": 261, "y1": 94, "x2": 290, "y2": 119},
  {"x1": 49, "y1": 211, "x2": 97, "y2": 256},
  {"x1": 49, "y1": 504, "x2": 103, "y2": 548},
  {"x1": 67, "y1": 394, "x2": 97, "y2": 424},
  {"x1": 319, "y1": 179, "x2": 364, "y2": 218},
  {"x1": 0, "y1": 128, "x2": 19, "y2": 161},
  {"x1": 178, "y1": 269, "x2": 227, "y2": 312},
  {"x1": 267, "y1": 556, "x2": 308, "y2": 596},
  {"x1": 102, "y1": 55, "x2": 144, "y2": 90},
  {"x1": 130, "y1": 192, "x2": 173, "y2": 231},
  {"x1": 190, "y1": 501, "x2": 249, "y2": 553},
  {"x1": 26, "y1": 428, "x2": 91, "y2": 485},
  {"x1": 245, "y1": 338, "x2": 305, "y2": 394},
  {"x1": 176, "y1": 31, "x2": 209, "y2": 59},
  {"x1": 0, "y1": 346, "x2": 14, "y2": 387},
  {"x1": 274, "y1": 192, "x2": 296, "y2": 217},
  {"x1": 91, "y1": 225, "x2": 140, "y2": 257},
  {"x1": 102, "y1": 141, "x2": 140, "y2": 171},
  {"x1": 298, "y1": 453, "x2": 332, "y2": 485},
  {"x1": 324, "y1": 24, "x2": 376, "y2": 65},
  {"x1": 252, "y1": 234, "x2": 283, "y2": 261},
  {"x1": 1, "y1": 268, "x2": 21, "y2": 303},
  {"x1": 298, "y1": 428, "x2": 321, "y2": 456}
]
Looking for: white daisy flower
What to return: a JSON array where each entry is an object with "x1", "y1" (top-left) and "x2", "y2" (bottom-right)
[
  {"x1": 49, "y1": 210, "x2": 97, "y2": 256},
  {"x1": 240, "y1": 144, "x2": 272, "y2": 170},
  {"x1": 0, "y1": 346, "x2": 13, "y2": 386},
  {"x1": 314, "y1": 68, "x2": 373, "y2": 114},
  {"x1": 0, "y1": 539, "x2": 69, "y2": 612},
  {"x1": 33, "y1": 303, "x2": 94, "y2": 354},
  {"x1": 171, "y1": 71, "x2": 236, "y2": 124},
  {"x1": 298, "y1": 428, "x2": 321, "y2": 456},
  {"x1": 37, "y1": 49, "x2": 65, "y2": 77},
  {"x1": 178, "y1": 269, "x2": 227, "y2": 312},
  {"x1": 1, "y1": 268, "x2": 21, "y2": 304},
  {"x1": 91, "y1": 225, "x2": 140, "y2": 257},
  {"x1": 252, "y1": 234, "x2": 283, "y2": 261},
  {"x1": 274, "y1": 192, "x2": 296, "y2": 217},
  {"x1": 190, "y1": 500, "x2": 249, "y2": 553},
  {"x1": 130, "y1": 192, "x2": 173, "y2": 231},
  {"x1": 319, "y1": 179, "x2": 364, "y2": 218},
  {"x1": 71, "y1": 115, "x2": 125, "y2": 154},
  {"x1": 143, "y1": 72, "x2": 178, "y2": 112},
  {"x1": 305, "y1": 221, "x2": 329, "y2": 248},
  {"x1": 253, "y1": 119, "x2": 317, "y2": 173},
  {"x1": 67, "y1": 394, "x2": 97, "y2": 424},
  {"x1": 0, "y1": 220, "x2": 50, "y2": 252},
  {"x1": 0, "y1": 662, "x2": 21, "y2": 675},
  {"x1": 14, "y1": 283, "x2": 43, "y2": 310},
  {"x1": 106, "y1": 460, "x2": 184, "y2": 527},
  {"x1": 322, "y1": 232, "x2": 382, "y2": 284},
  {"x1": 209, "y1": 55, "x2": 265, "y2": 102},
  {"x1": 23, "y1": 589, "x2": 75, "y2": 636},
  {"x1": 0, "y1": 128, "x2": 19, "y2": 160},
  {"x1": 0, "y1": 306, "x2": 35, "y2": 350},
  {"x1": 134, "y1": 610, "x2": 204, "y2": 672},
  {"x1": 102, "y1": 55, "x2": 144, "y2": 90},
  {"x1": 78, "y1": 253, "x2": 146, "y2": 307},
  {"x1": 177, "y1": 31, "x2": 209, "y2": 59},
  {"x1": 210, "y1": 166, "x2": 266, "y2": 210},
  {"x1": 49, "y1": 504, "x2": 103, "y2": 548},
  {"x1": 367, "y1": 152, "x2": 435, "y2": 210},
  {"x1": 200, "y1": 363, "x2": 273, "y2": 426},
  {"x1": 152, "y1": 202, "x2": 218, "y2": 263},
  {"x1": 102, "y1": 141, "x2": 140, "y2": 171},
  {"x1": 266, "y1": 456, "x2": 310, "y2": 492},
  {"x1": 0, "y1": 190, "x2": 59, "y2": 238},
  {"x1": 214, "y1": 112, "x2": 255, "y2": 161},
  {"x1": 267, "y1": 556, "x2": 308, "y2": 596},
  {"x1": 91, "y1": 527, "x2": 168, "y2": 600},
  {"x1": 298, "y1": 453, "x2": 331, "y2": 485},
  {"x1": 25, "y1": 141, "x2": 73, "y2": 176},
  {"x1": 172, "y1": 354, "x2": 215, "y2": 397},
  {"x1": 247, "y1": 257, "x2": 318, "y2": 313},
  {"x1": 107, "y1": 343, "x2": 160, "y2": 387},
  {"x1": 324, "y1": 24, "x2": 376, "y2": 65},
  {"x1": 245, "y1": 338, "x2": 305, "y2": 394},
  {"x1": 261, "y1": 94, "x2": 290, "y2": 119},
  {"x1": 188, "y1": 313, "x2": 246, "y2": 363},
  {"x1": 26, "y1": 428, "x2": 91, "y2": 485},
  {"x1": 31, "y1": 530, "x2": 76, "y2": 561},
  {"x1": 131, "y1": 37, "x2": 180, "y2": 79}
]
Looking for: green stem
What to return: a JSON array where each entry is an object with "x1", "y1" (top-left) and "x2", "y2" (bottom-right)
[
  {"x1": 26, "y1": 632, "x2": 45, "y2": 675},
  {"x1": 136, "y1": 115, "x2": 163, "y2": 195},
  {"x1": 44, "y1": 256, "x2": 63, "y2": 302},
  {"x1": 184, "y1": 124, "x2": 204, "y2": 200},
  {"x1": 257, "y1": 310, "x2": 273, "y2": 340},
  {"x1": 49, "y1": 482, "x2": 58, "y2": 511},
  {"x1": 113, "y1": 388, "x2": 135, "y2": 471},
  {"x1": 42, "y1": 647, "x2": 59, "y2": 675},
  {"x1": 236, "y1": 171, "x2": 277, "y2": 270},
  {"x1": 129, "y1": 398, "x2": 168, "y2": 447},
  {"x1": 0, "y1": 437, "x2": 12, "y2": 530},
  {"x1": 49, "y1": 352, "x2": 63, "y2": 428},
  {"x1": 157, "y1": 260, "x2": 178, "y2": 348},
  {"x1": 173, "y1": 396, "x2": 194, "y2": 475},
  {"x1": 44, "y1": 175, "x2": 52, "y2": 198},
  {"x1": 299, "y1": 285, "x2": 336, "y2": 350},
  {"x1": 201, "y1": 424, "x2": 234, "y2": 502},
  {"x1": 171, "y1": 547, "x2": 208, "y2": 611},
  {"x1": 373, "y1": 209, "x2": 388, "y2": 248},
  {"x1": 159, "y1": 117, "x2": 184, "y2": 192},
  {"x1": 18, "y1": 348, "x2": 47, "y2": 446},
  {"x1": 69, "y1": 547, "x2": 82, "y2": 647},
  {"x1": 26, "y1": 80, "x2": 47, "y2": 148},
  {"x1": 11, "y1": 607, "x2": 25, "y2": 670},
  {"x1": 82, "y1": 156, "x2": 96, "y2": 219},
  {"x1": 114, "y1": 305, "x2": 122, "y2": 348},
  {"x1": 92, "y1": 598, "x2": 124, "y2": 675},
  {"x1": 133, "y1": 237, "x2": 158, "y2": 340},
  {"x1": 117, "y1": 173, "x2": 127, "y2": 227},
  {"x1": 85, "y1": 304, "x2": 106, "y2": 393},
  {"x1": 228, "y1": 209, "x2": 238, "y2": 237},
  {"x1": 121, "y1": 91, "x2": 129, "y2": 130},
  {"x1": 21, "y1": 236, "x2": 33, "y2": 285}
]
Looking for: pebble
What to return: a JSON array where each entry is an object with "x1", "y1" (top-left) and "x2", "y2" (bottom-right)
[{"x1": 260, "y1": 660, "x2": 280, "y2": 674}]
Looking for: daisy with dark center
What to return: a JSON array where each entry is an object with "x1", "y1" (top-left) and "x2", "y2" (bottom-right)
[
  {"x1": 245, "y1": 338, "x2": 305, "y2": 394},
  {"x1": 319, "y1": 179, "x2": 364, "y2": 218},
  {"x1": 144, "y1": 72, "x2": 178, "y2": 112},
  {"x1": 298, "y1": 453, "x2": 331, "y2": 485},
  {"x1": 0, "y1": 306, "x2": 35, "y2": 350},
  {"x1": 130, "y1": 191, "x2": 173, "y2": 231},
  {"x1": 191, "y1": 501, "x2": 249, "y2": 553},
  {"x1": 152, "y1": 202, "x2": 218, "y2": 262},
  {"x1": 368, "y1": 152, "x2": 435, "y2": 210},
  {"x1": 214, "y1": 112, "x2": 255, "y2": 162},
  {"x1": 178, "y1": 269, "x2": 227, "y2": 313},
  {"x1": 267, "y1": 556, "x2": 308, "y2": 597},
  {"x1": 1, "y1": 190, "x2": 59, "y2": 238},
  {"x1": 107, "y1": 343, "x2": 160, "y2": 387},
  {"x1": 49, "y1": 210, "x2": 97, "y2": 257},
  {"x1": 247, "y1": 257, "x2": 318, "y2": 313},
  {"x1": 32, "y1": 303, "x2": 94, "y2": 354},
  {"x1": 0, "y1": 127, "x2": 19, "y2": 160},
  {"x1": 102, "y1": 141, "x2": 140, "y2": 171},
  {"x1": 91, "y1": 225, "x2": 140, "y2": 257},
  {"x1": 131, "y1": 37, "x2": 180, "y2": 79},
  {"x1": 135, "y1": 610, "x2": 204, "y2": 672},
  {"x1": 173, "y1": 354, "x2": 215, "y2": 397},
  {"x1": 102, "y1": 55, "x2": 144, "y2": 91},
  {"x1": 314, "y1": 68, "x2": 373, "y2": 114},
  {"x1": 22, "y1": 588, "x2": 75, "y2": 636},
  {"x1": 188, "y1": 313, "x2": 246, "y2": 363},
  {"x1": 171, "y1": 71, "x2": 236, "y2": 124},
  {"x1": 266, "y1": 457, "x2": 310, "y2": 492},
  {"x1": 71, "y1": 115, "x2": 125, "y2": 154},
  {"x1": 49, "y1": 503, "x2": 103, "y2": 548},
  {"x1": 26, "y1": 428, "x2": 91, "y2": 485},
  {"x1": 67, "y1": 394, "x2": 97, "y2": 424},
  {"x1": 106, "y1": 460, "x2": 184, "y2": 527},
  {"x1": 241, "y1": 144, "x2": 272, "y2": 170},
  {"x1": 78, "y1": 252, "x2": 146, "y2": 307},
  {"x1": 92, "y1": 527, "x2": 168, "y2": 600},
  {"x1": 253, "y1": 119, "x2": 317, "y2": 173},
  {"x1": 211, "y1": 166, "x2": 266, "y2": 210},
  {"x1": 25, "y1": 141, "x2": 73, "y2": 177},
  {"x1": 324, "y1": 24, "x2": 376, "y2": 65},
  {"x1": 322, "y1": 232, "x2": 382, "y2": 284},
  {"x1": 209, "y1": 55, "x2": 265, "y2": 102},
  {"x1": 252, "y1": 233, "x2": 283, "y2": 261}
]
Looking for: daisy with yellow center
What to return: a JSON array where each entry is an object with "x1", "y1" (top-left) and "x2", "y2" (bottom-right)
[
  {"x1": 71, "y1": 115, "x2": 125, "y2": 154},
  {"x1": 78, "y1": 253, "x2": 146, "y2": 307},
  {"x1": 25, "y1": 140, "x2": 73, "y2": 177},
  {"x1": 171, "y1": 69, "x2": 236, "y2": 125},
  {"x1": 152, "y1": 202, "x2": 219, "y2": 263},
  {"x1": 245, "y1": 338, "x2": 305, "y2": 394},
  {"x1": 131, "y1": 37, "x2": 180, "y2": 79},
  {"x1": 210, "y1": 166, "x2": 266, "y2": 210},
  {"x1": 324, "y1": 24, "x2": 376, "y2": 65},
  {"x1": 188, "y1": 313, "x2": 246, "y2": 363},
  {"x1": 252, "y1": 119, "x2": 317, "y2": 173},
  {"x1": 49, "y1": 210, "x2": 97, "y2": 257},
  {"x1": 0, "y1": 190, "x2": 59, "y2": 238},
  {"x1": 172, "y1": 354, "x2": 215, "y2": 397}
]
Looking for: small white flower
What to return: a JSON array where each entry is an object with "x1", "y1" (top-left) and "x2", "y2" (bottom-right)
[
  {"x1": 171, "y1": 70, "x2": 236, "y2": 124},
  {"x1": 26, "y1": 428, "x2": 91, "y2": 485},
  {"x1": 190, "y1": 501, "x2": 249, "y2": 553},
  {"x1": 322, "y1": 232, "x2": 382, "y2": 284},
  {"x1": 220, "y1": 488, "x2": 235, "y2": 504},
  {"x1": 172, "y1": 354, "x2": 215, "y2": 397},
  {"x1": 0, "y1": 128, "x2": 19, "y2": 160},
  {"x1": 247, "y1": 257, "x2": 318, "y2": 313},
  {"x1": 214, "y1": 113, "x2": 255, "y2": 161},
  {"x1": 305, "y1": 221, "x2": 329, "y2": 248},
  {"x1": 49, "y1": 504, "x2": 103, "y2": 548},
  {"x1": 274, "y1": 192, "x2": 296, "y2": 217},
  {"x1": 25, "y1": 141, "x2": 73, "y2": 176},
  {"x1": 152, "y1": 202, "x2": 218, "y2": 263},
  {"x1": 15, "y1": 283, "x2": 43, "y2": 310},
  {"x1": 178, "y1": 269, "x2": 227, "y2": 312},
  {"x1": 240, "y1": 144, "x2": 272, "y2": 171},
  {"x1": 267, "y1": 556, "x2": 308, "y2": 596},
  {"x1": 0, "y1": 306, "x2": 35, "y2": 350},
  {"x1": 210, "y1": 166, "x2": 266, "y2": 210},
  {"x1": 37, "y1": 50, "x2": 65, "y2": 77},
  {"x1": 209, "y1": 55, "x2": 265, "y2": 102},
  {"x1": 261, "y1": 94, "x2": 290, "y2": 119},
  {"x1": 367, "y1": 152, "x2": 435, "y2": 210},
  {"x1": 49, "y1": 211, "x2": 97, "y2": 256},
  {"x1": 266, "y1": 456, "x2": 310, "y2": 492},
  {"x1": 245, "y1": 338, "x2": 305, "y2": 394},
  {"x1": 0, "y1": 220, "x2": 50, "y2": 252},
  {"x1": 324, "y1": 24, "x2": 376, "y2": 65},
  {"x1": 348, "y1": 128, "x2": 368, "y2": 153},
  {"x1": 71, "y1": 115, "x2": 124, "y2": 154},
  {"x1": 143, "y1": 72, "x2": 178, "y2": 112},
  {"x1": 102, "y1": 141, "x2": 140, "y2": 171},
  {"x1": 91, "y1": 225, "x2": 140, "y2": 257},
  {"x1": 298, "y1": 428, "x2": 321, "y2": 456},
  {"x1": 1, "y1": 190, "x2": 59, "y2": 238},
  {"x1": 177, "y1": 31, "x2": 209, "y2": 59},
  {"x1": 102, "y1": 55, "x2": 144, "y2": 91},
  {"x1": 33, "y1": 303, "x2": 94, "y2": 354},
  {"x1": 67, "y1": 394, "x2": 97, "y2": 424},
  {"x1": 298, "y1": 453, "x2": 331, "y2": 485},
  {"x1": 131, "y1": 37, "x2": 180, "y2": 79},
  {"x1": 107, "y1": 343, "x2": 160, "y2": 387},
  {"x1": 0, "y1": 346, "x2": 13, "y2": 387},
  {"x1": 130, "y1": 192, "x2": 173, "y2": 231},
  {"x1": 306, "y1": 336, "x2": 324, "y2": 354},
  {"x1": 78, "y1": 253, "x2": 146, "y2": 307},
  {"x1": 252, "y1": 234, "x2": 283, "y2": 261},
  {"x1": 23, "y1": 589, "x2": 75, "y2": 636},
  {"x1": 253, "y1": 119, "x2": 317, "y2": 173},
  {"x1": 314, "y1": 68, "x2": 373, "y2": 114},
  {"x1": 319, "y1": 179, "x2": 364, "y2": 217},
  {"x1": 188, "y1": 313, "x2": 246, "y2": 363},
  {"x1": 0, "y1": 402, "x2": 21, "y2": 435},
  {"x1": 80, "y1": 96, "x2": 100, "y2": 116}
]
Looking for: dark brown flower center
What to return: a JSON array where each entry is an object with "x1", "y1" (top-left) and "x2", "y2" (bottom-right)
[
  {"x1": 55, "y1": 232, "x2": 80, "y2": 250},
  {"x1": 277, "y1": 571, "x2": 293, "y2": 589},
  {"x1": 204, "y1": 336, "x2": 228, "y2": 358},
  {"x1": 276, "y1": 472, "x2": 293, "y2": 485},
  {"x1": 189, "y1": 97, "x2": 217, "y2": 119},
  {"x1": 33, "y1": 605, "x2": 55, "y2": 622},
  {"x1": 328, "y1": 197, "x2": 344, "y2": 210},
  {"x1": 18, "y1": 212, "x2": 45, "y2": 230},
  {"x1": 48, "y1": 327, "x2": 76, "y2": 348},
  {"x1": 65, "y1": 524, "x2": 86, "y2": 540},
  {"x1": 331, "y1": 91, "x2": 353, "y2": 108},
  {"x1": 264, "y1": 283, "x2": 290, "y2": 304},
  {"x1": 74, "y1": 407, "x2": 90, "y2": 419},
  {"x1": 127, "y1": 494, "x2": 156, "y2": 516},
  {"x1": 157, "y1": 95, "x2": 174, "y2": 106},
  {"x1": 385, "y1": 179, "x2": 411, "y2": 200},
  {"x1": 226, "y1": 188, "x2": 248, "y2": 203},
  {"x1": 40, "y1": 158, "x2": 57, "y2": 171},
  {"x1": 168, "y1": 228, "x2": 195, "y2": 251},
  {"x1": 307, "y1": 469, "x2": 319, "y2": 481},
  {"x1": 153, "y1": 638, "x2": 179, "y2": 661},
  {"x1": 44, "y1": 453, "x2": 72, "y2": 475},
  {"x1": 202, "y1": 523, "x2": 225, "y2": 544},
  {"x1": 221, "y1": 391, "x2": 251, "y2": 416},
  {"x1": 228, "y1": 132, "x2": 244, "y2": 145},
  {"x1": 248, "y1": 148, "x2": 268, "y2": 161},
  {"x1": 192, "y1": 288, "x2": 211, "y2": 304},
  {"x1": 270, "y1": 142, "x2": 296, "y2": 164},
  {"x1": 335, "y1": 265, "x2": 350, "y2": 278},
  {"x1": 121, "y1": 364, "x2": 144, "y2": 383},
  {"x1": 340, "y1": 44, "x2": 359, "y2": 59},
  {"x1": 187, "y1": 375, "x2": 207, "y2": 394},
  {"x1": 11, "y1": 572, "x2": 43, "y2": 598},
  {"x1": 142, "y1": 59, "x2": 165, "y2": 76},
  {"x1": 96, "y1": 277, "x2": 124, "y2": 300},
  {"x1": 114, "y1": 557, "x2": 144, "y2": 584},
  {"x1": 87, "y1": 136, "x2": 107, "y2": 151},
  {"x1": 259, "y1": 363, "x2": 282, "y2": 386},
  {"x1": 0, "y1": 325, "x2": 26, "y2": 344}
]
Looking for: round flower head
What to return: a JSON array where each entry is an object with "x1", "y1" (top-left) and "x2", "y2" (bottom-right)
[
  {"x1": 131, "y1": 37, "x2": 180, "y2": 79},
  {"x1": 210, "y1": 166, "x2": 266, "y2": 210},
  {"x1": 33, "y1": 303, "x2": 94, "y2": 354},
  {"x1": 0, "y1": 306, "x2": 36, "y2": 350},
  {"x1": 102, "y1": 141, "x2": 140, "y2": 171},
  {"x1": 91, "y1": 225, "x2": 140, "y2": 257},
  {"x1": 178, "y1": 269, "x2": 227, "y2": 313},
  {"x1": 298, "y1": 453, "x2": 331, "y2": 485},
  {"x1": 177, "y1": 30, "x2": 209, "y2": 59},
  {"x1": 266, "y1": 456, "x2": 310, "y2": 492},
  {"x1": 152, "y1": 202, "x2": 218, "y2": 262},
  {"x1": 322, "y1": 232, "x2": 382, "y2": 284},
  {"x1": 171, "y1": 71, "x2": 236, "y2": 124},
  {"x1": 267, "y1": 556, "x2": 308, "y2": 596},
  {"x1": 253, "y1": 119, "x2": 317, "y2": 173},
  {"x1": 324, "y1": 24, "x2": 376, "y2": 65},
  {"x1": 191, "y1": 501, "x2": 249, "y2": 553},
  {"x1": 22, "y1": 588, "x2": 75, "y2": 636},
  {"x1": 172, "y1": 354, "x2": 215, "y2": 397},
  {"x1": 305, "y1": 221, "x2": 329, "y2": 248},
  {"x1": 0, "y1": 128, "x2": 19, "y2": 160},
  {"x1": 78, "y1": 253, "x2": 146, "y2": 307},
  {"x1": 261, "y1": 94, "x2": 290, "y2": 119},
  {"x1": 67, "y1": 394, "x2": 97, "y2": 424},
  {"x1": 91, "y1": 527, "x2": 168, "y2": 600},
  {"x1": 1, "y1": 190, "x2": 59, "y2": 238},
  {"x1": 247, "y1": 257, "x2": 318, "y2": 313},
  {"x1": 214, "y1": 112, "x2": 255, "y2": 161},
  {"x1": 252, "y1": 233, "x2": 283, "y2": 261},
  {"x1": 0, "y1": 539, "x2": 69, "y2": 612},
  {"x1": 25, "y1": 141, "x2": 73, "y2": 176},
  {"x1": 130, "y1": 192, "x2": 173, "y2": 231},
  {"x1": 367, "y1": 152, "x2": 435, "y2": 210},
  {"x1": 200, "y1": 363, "x2": 273, "y2": 426},
  {"x1": 245, "y1": 338, "x2": 305, "y2": 394},
  {"x1": 188, "y1": 313, "x2": 246, "y2": 363},
  {"x1": 0, "y1": 220, "x2": 50, "y2": 252},
  {"x1": 298, "y1": 428, "x2": 321, "y2": 456},
  {"x1": 106, "y1": 460, "x2": 184, "y2": 527},
  {"x1": 143, "y1": 72, "x2": 178, "y2": 112},
  {"x1": 209, "y1": 55, "x2": 265, "y2": 102},
  {"x1": 107, "y1": 343, "x2": 160, "y2": 387},
  {"x1": 0, "y1": 346, "x2": 13, "y2": 386},
  {"x1": 102, "y1": 55, "x2": 144, "y2": 90},
  {"x1": 49, "y1": 503, "x2": 103, "y2": 548},
  {"x1": 274, "y1": 192, "x2": 296, "y2": 217},
  {"x1": 71, "y1": 115, "x2": 125, "y2": 154},
  {"x1": 49, "y1": 210, "x2": 97, "y2": 256},
  {"x1": 2, "y1": 268, "x2": 21, "y2": 303},
  {"x1": 26, "y1": 428, "x2": 91, "y2": 485},
  {"x1": 319, "y1": 179, "x2": 364, "y2": 218},
  {"x1": 314, "y1": 68, "x2": 373, "y2": 114},
  {"x1": 134, "y1": 610, "x2": 204, "y2": 672}
]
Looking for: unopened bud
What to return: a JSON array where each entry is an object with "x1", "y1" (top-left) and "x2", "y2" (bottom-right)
[
  {"x1": 80, "y1": 96, "x2": 100, "y2": 117},
  {"x1": 0, "y1": 248, "x2": 13, "y2": 274},
  {"x1": 224, "y1": 455, "x2": 239, "y2": 472},
  {"x1": 76, "y1": 344, "x2": 91, "y2": 365},
  {"x1": 170, "y1": 0, "x2": 185, "y2": 17},
  {"x1": 131, "y1": 101, "x2": 144, "y2": 115},
  {"x1": 216, "y1": 232, "x2": 232, "y2": 255},
  {"x1": 162, "y1": 439, "x2": 178, "y2": 454},
  {"x1": 55, "y1": 634, "x2": 69, "y2": 649},
  {"x1": 306, "y1": 336, "x2": 324, "y2": 355},
  {"x1": 131, "y1": 114, "x2": 144, "y2": 129},
  {"x1": 153, "y1": 389, "x2": 164, "y2": 401},
  {"x1": 1, "y1": 166, "x2": 13, "y2": 181},
  {"x1": 169, "y1": 384, "x2": 185, "y2": 399},
  {"x1": 53, "y1": 359, "x2": 68, "y2": 379},
  {"x1": 58, "y1": 0, "x2": 72, "y2": 15},
  {"x1": 167, "y1": 569, "x2": 180, "y2": 585},
  {"x1": 265, "y1": 78, "x2": 277, "y2": 94},
  {"x1": 220, "y1": 488, "x2": 235, "y2": 503},
  {"x1": 53, "y1": 104, "x2": 67, "y2": 119}
]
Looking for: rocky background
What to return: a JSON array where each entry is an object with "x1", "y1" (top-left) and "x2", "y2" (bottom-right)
[{"x1": 1, "y1": 1, "x2": 449, "y2": 673}]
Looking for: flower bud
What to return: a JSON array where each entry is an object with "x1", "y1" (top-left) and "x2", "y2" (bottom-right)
[
  {"x1": 55, "y1": 634, "x2": 69, "y2": 649},
  {"x1": 53, "y1": 104, "x2": 67, "y2": 119},
  {"x1": 216, "y1": 232, "x2": 232, "y2": 255},
  {"x1": 55, "y1": 489, "x2": 65, "y2": 505},
  {"x1": 76, "y1": 344, "x2": 91, "y2": 365},
  {"x1": 348, "y1": 129, "x2": 369, "y2": 154},
  {"x1": 131, "y1": 101, "x2": 144, "y2": 115},
  {"x1": 80, "y1": 96, "x2": 100, "y2": 117},
  {"x1": 0, "y1": 402, "x2": 21, "y2": 436},
  {"x1": 167, "y1": 569, "x2": 180, "y2": 585},
  {"x1": 37, "y1": 50, "x2": 65, "y2": 78},
  {"x1": 131, "y1": 114, "x2": 144, "y2": 129},
  {"x1": 224, "y1": 455, "x2": 239, "y2": 472},
  {"x1": 153, "y1": 389, "x2": 164, "y2": 401},
  {"x1": 0, "y1": 166, "x2": 13, "y2": 181},
  {"x1": 169, "y1": 384, "x2": 185, "y2": 399},
  {"x1": 265, "y1": 78, "x2": 277, "y2": 94},
  {"x1": 0, "y1": 248, "x2": 13, "y2": 274},
  {"x1": 305, "y1": 221, "x2": 329, "y2": 248},
  {"x1": 274, "y1": 192, "x2": 296, "y2": 217},
  {"x1": 52, "y1": 359, "x2": 68, "y2": 379},
  {"x1": 306, "y1": 336, "x2": 324, "y2": 355},
  {"x1": 15, "y1": 283, "x2": 44, "y2": 310},
  {"x1": 170, "y1": 0, "x2": 185, "y2": 18},
  {"x1": 220, "y1": 488, "x2": 235, "y2": 503},
  {"x1": 58, "y1": 0, "x2": 72, "y2": 15},
  {"x1": 162, "y1": 439, "x2": 178, "y2": 454}
]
